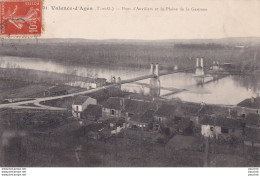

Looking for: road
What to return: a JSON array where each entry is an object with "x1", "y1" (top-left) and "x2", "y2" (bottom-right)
[
  {"x1": 0, "y1": 84, "x2": 116, "y2": 109},
  {"x1": 0, "y1": 66, "x2": 216, "y2": 110}
]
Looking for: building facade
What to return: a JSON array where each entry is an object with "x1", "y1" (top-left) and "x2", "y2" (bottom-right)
[{"x1": 72, "y1": 96, "x2": 97, "y2": 118}]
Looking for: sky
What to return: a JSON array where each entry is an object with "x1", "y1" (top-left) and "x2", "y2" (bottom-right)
[{"x1": 41, "y1": 0, "x2": 260, "y2": 40}]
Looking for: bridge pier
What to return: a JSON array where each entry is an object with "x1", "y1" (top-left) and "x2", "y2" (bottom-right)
[
  {"x1": 195, "y1": 58, "x2": 204, "y2": 76},
  {"x1": 150, "y1": 78, "x2": 160, "y2": 97},
  {"x1": 150, "y1": 63, "x2": 159, "y2": 79}
]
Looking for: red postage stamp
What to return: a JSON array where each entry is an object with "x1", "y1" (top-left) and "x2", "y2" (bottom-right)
[{"x1": 0, "y1": 0, "x2": 43, "y2": 36}]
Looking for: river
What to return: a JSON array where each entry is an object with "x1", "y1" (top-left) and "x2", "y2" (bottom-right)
[{"x1": 0, "y1": 56, "x2": 259, "y2": 105}]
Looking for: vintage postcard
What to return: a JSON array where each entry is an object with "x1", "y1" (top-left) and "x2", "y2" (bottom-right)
[{"x1": 0, "y1": 0, "x2": 260, "y2": 172}]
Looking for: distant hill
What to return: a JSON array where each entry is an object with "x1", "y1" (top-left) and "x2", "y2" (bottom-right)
[{"x1": 0, "y1": 37, "x2": 260, "y2": 70}]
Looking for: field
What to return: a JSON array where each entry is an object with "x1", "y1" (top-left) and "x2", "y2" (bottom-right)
[
  {"x1": 0, "y1": 78, "x2": 85, "y2": 102},
  {"x1": 0, "y1": 39, "x2": 260, "y2": 71}
]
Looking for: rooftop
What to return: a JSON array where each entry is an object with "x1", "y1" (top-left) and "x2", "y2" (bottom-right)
[
  {"x1": 73, "y1": 95, "x2": 91, "y2": 105},
  {"x1": 246, "y1": 113, "x2": 260, "y2": 127},
  {"x1": 123, "y1": 99, "x2": 157, "y2": 115},
  {"x1": 83, "y1": 104, "x2": 102, "y2": 117},
  {"x1": 198, "y1": 105, "x2": 229, "y2": 116},
  {"x1": 131, "y1": 109, "x2": 155, "y2": 123},
  {"x1": 103, "y1": 97, "x2": 123, "y2": 110},
  {"x1": 237, "y1": 97, "x2": 260, "y2": 109},
  {"x1": 154, "y1": 104, "x2": 177, "y2": 118},
  {"x1": 199, "y1": 116, "x2": 243, "y2": 129}
]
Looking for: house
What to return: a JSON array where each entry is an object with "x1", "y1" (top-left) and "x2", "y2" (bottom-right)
[
  {"x1": 129, "y1": 109, "x2": 155, "y2": 129},
  {"x1": 83, "y1": 104, "x2": 102, "y2": 121},
  {"x1": 245, "y1": 113, "x2": 260, "y2": 129},
  {"x1": 88, "y1": 78, "x2": 107, "y2": 89},
  {"x1": 153, "y1": 104, "x2": 178, "y2": 125},
  {"x1": 66, "y1": 78, "x2": 107, "y2": 89},
  {"x1": 244, "y1": 128, "x2": 260, "y2": 147},
  {"x1": 102, "y1": 97, "x2": 125, "y2": 118},
  {"x1": 199, "y1": 116, "x2": 244, "y2": 139},
  {"x1": 72, "y1": 96, "x2": 97, "y2": 118},
  {"x1": 44, "y1": 86, "x2": 68, "y2": 96},
  {"x1": 123, "y1": 99, "x2": 157, "y2": 119}
]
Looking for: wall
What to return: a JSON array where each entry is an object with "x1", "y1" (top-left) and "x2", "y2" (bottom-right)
[
  {"x1": 72, "y1": 104, "x2": 82, "y2": 112},
  {"x1": 102, "y1": 108, "x2": 121, "y2": 118},
  {"x1": 154, "y1": 115, "x2": 168, "y2": 125},
  {"x1": 201, "y1": 125, "x2": 221, "y2": 138}
]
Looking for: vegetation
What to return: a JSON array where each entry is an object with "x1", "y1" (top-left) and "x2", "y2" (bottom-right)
[{"x1": 0, "y1": 40, "x2": 259, "y2": 71}]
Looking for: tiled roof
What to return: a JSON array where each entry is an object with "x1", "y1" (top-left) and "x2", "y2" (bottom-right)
[
  {"x1": 84, "y1": 104, "x2": 102, "y2": 117},
  {"x1": 154, "y1": 104, "x2": 176, "y2": 118},
  {"x1": 199, "y1": 116, "x2": 243, "y2": 129},
  {"x1": 237, "y1": 97, "x2": 260, "y2": 109},
  {"x1": 123, "y1": 99, "x2": 157, "y2": 115},
  {"x1": 131, "y1": 109, "x2": 155, "y2": 123},
  {"x1": 246, "y1": 113, "x2": 260, "y2": 126},
  {"x1": 180, "y1": 104, "x2": 200, "y2": 116},
  {"x1": 198, "y1": 105, "x2": 229, "y2": 116},
  {"x1": 103, "y1": 97, "x2": 123, "y2": 110},
  {"x1": 74, "y1": 95, "x2": 91, "y2": 105}
]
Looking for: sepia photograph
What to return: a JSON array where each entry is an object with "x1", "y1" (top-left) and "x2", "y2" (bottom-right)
[{"x1": 0, "y1": 0, "x2": 259, "y2": 172}]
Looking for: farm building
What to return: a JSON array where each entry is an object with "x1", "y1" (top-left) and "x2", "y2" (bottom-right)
[
  {"x1": 128, "y1": 109, "x2": 155, "y2": 129},
  {"x1": 122, "y1": 99, "x2": 157, "y2": 129},
  {"x1": 102, "y1": 97, "x2": 125, "y2": 118},
  {"x1": 199, "y1": 116, "x2": 244, "y2": 139},
  {"x1": 153, "y1": 104, "x2": 178, "y2": 125},
  {"x1": 72, "y1": 95, "x2": 97, "y2": 118}
]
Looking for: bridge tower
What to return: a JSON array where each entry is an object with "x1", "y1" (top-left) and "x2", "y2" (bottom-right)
[
  {"x1": 155, "y1": 63, "x2": 159, "y2": 78},
  {"x1": 195, "y1": 58, "x2": 205, "y2": 76},
  {"x1": 150, "y1": 63, "x2": 154, "y2": 75},
  {"x1": 149, "y1": 63, "x2": 160, "y2": 97}
]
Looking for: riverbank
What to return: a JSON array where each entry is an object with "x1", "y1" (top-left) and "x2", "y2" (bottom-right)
[{"x1": 1, "y1": 39, "x2": 259, "y2": 71}]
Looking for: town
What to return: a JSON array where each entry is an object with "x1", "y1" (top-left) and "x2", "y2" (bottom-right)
[{"x1": 0, "y1": 39, "x2": 259, "y2": 167}]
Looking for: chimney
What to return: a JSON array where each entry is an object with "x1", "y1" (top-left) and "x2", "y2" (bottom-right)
[
  {"x1": 200, "y1": 58, "x2": 204, "y2": 68},
  {"x1": 150, "y1": 63, "x2": 154, "y2": 75},
  {"x1": 155, "y1": 63, "x2": 159, "y2": 77},
  {"x1": 196, "y1": 58, "x2": 200, "y2": 67}
]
